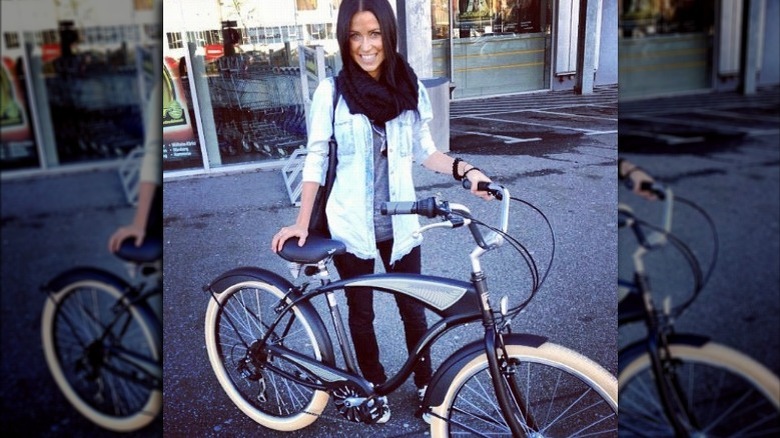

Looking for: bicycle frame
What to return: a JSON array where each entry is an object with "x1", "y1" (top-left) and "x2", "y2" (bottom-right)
[{"x1": 208, "y1": 185, "x2": 541, "y2": 434}]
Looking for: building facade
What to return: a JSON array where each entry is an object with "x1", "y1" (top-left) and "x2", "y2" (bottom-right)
[
  {"x1": 1, "y1": 0, "x2": 777, "y2": 178},
  {"x1": 1, "y1": 0, "x2": 158, "y2": 174},
  {"x1": 619, "y1": 0, "x2": 779, "y2": 100}
]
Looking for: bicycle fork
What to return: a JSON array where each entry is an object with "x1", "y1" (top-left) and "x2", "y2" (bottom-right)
[
  {"x1": 638, "y1": 272, "x2": 699, "y2": 437},
  {"x1": 474, "y1": 271, "x2": 538, "y2": 436}
]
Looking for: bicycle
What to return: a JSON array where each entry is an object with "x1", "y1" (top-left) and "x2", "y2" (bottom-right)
[
  {"x1": 40, "y1": 237, "x2": 163, "y2": 432},
  {"x1": 617, "y1": 182, "x2": 780, "y2": 436},
  {"x1": 203, "y1": 181, "x2": 618, "y2": 436}
]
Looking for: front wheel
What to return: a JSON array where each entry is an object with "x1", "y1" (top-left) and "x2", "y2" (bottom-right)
[
  {"x1": 430, "y1": 341, "x2": 618, "y2": 437},
  {"x1": 41, "y1": 278, "x2": 161, "y2": 432},
  {"x1": 619, "y1": 340, "x2": 780, "y2": 436},
  {"x1": 204, "y1": 278, "x2": 331, "y2": 432}
]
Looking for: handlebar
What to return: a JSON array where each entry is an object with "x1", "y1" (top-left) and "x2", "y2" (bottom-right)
[
  {"x1": 619, "y1": 183, "x2": 719, "y2": 318},
  {"x1": 380, "y1": 197, "x2": 439, "y2": 218},
  {"x1": 381, "y1": 180, "x2": 555, "y2": 317},
  {"x1": 462, "y1": 180, "x2": 505, "y2": 200},
  {"x1": 380, "y1": 181, "x2": 511, "y2": 250}
]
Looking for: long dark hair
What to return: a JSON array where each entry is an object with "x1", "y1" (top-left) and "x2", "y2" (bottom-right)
[{"x1": 336, "y1": 0, "x2": 402, "y2": 89}]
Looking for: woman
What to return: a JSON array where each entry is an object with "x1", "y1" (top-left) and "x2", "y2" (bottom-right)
[{"x1": 272, "y1": 0, "x2": 493, "y2": 423}]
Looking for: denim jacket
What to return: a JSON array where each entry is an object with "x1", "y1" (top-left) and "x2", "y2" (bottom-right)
[{"x1": 302, "y1": 77, "x2": 438, "y2": 264}]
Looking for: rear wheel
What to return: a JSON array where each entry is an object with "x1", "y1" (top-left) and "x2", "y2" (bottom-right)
[
  {"x1": 204, "y1": 280, "x2": 330, "y2": 431},
  {"x1": 431, "y1": 342, "x2": 618, "y2": 436},
  {"x1": 41, "y1": 279, "x2": 161, "y2": 432}
]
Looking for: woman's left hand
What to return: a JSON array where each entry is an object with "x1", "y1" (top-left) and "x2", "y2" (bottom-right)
[{"x1": 465, "y1": 168, "x2": 495, "y2": 201}]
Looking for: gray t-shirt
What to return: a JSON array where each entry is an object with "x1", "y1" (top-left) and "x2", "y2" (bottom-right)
[{"x1": 372, "y1": 123, "x2": 393, "y2": 242}]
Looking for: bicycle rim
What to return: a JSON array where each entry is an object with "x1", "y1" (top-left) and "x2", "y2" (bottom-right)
[
  {"x1": 619, "y1": 342, "x2": 780, "y2": 437},
  {"x1": 41, "y1": 280, "x2": 161, "y2": 432},
  {"x1": 431, "y1": 342, "x2": 618, "y2": 437},
  {"x1": 204, "y1": 280, "x2": 329, "y2": 432}
]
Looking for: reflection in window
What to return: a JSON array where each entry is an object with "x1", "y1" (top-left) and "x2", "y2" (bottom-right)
[
  {"x1": 620, "y1": 0, "x2": 714, "y2": 38},
  {"x1": 167, "y1": 32, "x2": 183, "y2": 49},
  {"x1": 3, "y1": 32, "x2": 20, "y2": 49},
  {"x1": 432, "y1": 0, "x2": 547, "y2": 40}
]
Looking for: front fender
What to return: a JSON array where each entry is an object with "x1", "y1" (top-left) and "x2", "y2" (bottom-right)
[
  {"x1": 618, "y1": 333, "x2": 711, "y2": 376},
  {"x1": 424, "y1": 333, "x2": 548, "y2": 408},
  {"x1": 204, "y1": 266, "x2": 335, "y2": 365}
]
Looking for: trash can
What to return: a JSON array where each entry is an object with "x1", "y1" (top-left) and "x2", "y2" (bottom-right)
[{"x1": 421, "y1": 77, "x2": 451, "y2": 153}]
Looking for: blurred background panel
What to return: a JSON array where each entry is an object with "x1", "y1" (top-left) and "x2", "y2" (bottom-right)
[
  {"x1": 617, "y1": 0, "x2": 779, "y2": 434},
  {"x1": 1, "y1": 0, "x2": 161, "y2": 436}
]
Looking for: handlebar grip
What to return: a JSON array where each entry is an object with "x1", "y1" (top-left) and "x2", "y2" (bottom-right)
[
  {"x1": 380, "y1": 197, "x2": 438, "y2": 218},
  {"x1": 462, "y1": 180, "x2": 504, "y2": 200},
  {"x1": 639, "y1": 181, "x2": 666, "y2": 200},
  {"x1": 625, "y1": 179, "x2": 666, "y2": 200}
]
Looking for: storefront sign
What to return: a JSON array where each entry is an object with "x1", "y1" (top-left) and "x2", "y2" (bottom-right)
[
  {"x1": 1, "y1": 56, "x2": 37, "y2": 167},
  {"x1": 162, "y1": 56, "x2": 201, "y2": 166}
]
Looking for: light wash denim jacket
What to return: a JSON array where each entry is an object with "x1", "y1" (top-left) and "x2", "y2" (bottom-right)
[{"x1": 302, "y1": 77, "x2": 438, "y2": 264}]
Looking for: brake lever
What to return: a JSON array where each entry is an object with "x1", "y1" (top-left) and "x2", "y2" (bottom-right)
[{"x1": 411, "y1": 217, "x2": 472, "y2": 238}]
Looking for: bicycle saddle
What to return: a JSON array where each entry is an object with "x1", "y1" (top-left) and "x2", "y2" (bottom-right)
[
  {"x1": 115, "y1": 236, "x2": 163, "y2": 263},
  {"x1": 278, "y1": 234, "x2": 346, "y2": 264}
]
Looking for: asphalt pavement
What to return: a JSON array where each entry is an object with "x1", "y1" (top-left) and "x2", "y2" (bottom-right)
[{"x1": 6, "y1": 84, "x2": 776, "y2": 437}]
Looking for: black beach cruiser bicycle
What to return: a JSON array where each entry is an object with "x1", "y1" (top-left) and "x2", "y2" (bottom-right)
[{"x1": 204, "y1": 181, "x2": 618, "y2": 436}]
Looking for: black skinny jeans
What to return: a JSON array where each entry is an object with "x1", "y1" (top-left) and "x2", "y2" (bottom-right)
[{"x1": 333, "y1": 241, "x2": 432, "y2": 388}]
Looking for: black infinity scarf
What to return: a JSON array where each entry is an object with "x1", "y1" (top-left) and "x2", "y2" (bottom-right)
[{"x1": 336, "y1": 55, "x2": 419, "y2": 125}]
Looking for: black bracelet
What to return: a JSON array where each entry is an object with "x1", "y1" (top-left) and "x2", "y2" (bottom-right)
[
  {"x1": 452, "y1": 157, "x2": 463, "y2": 181},
  {"x1": 462, "y1": 167, "x2": 481, "y2": 179}
]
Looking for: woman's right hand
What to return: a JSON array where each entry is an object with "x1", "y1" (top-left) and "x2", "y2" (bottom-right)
[
  {"x1": 108, "y1": 224, "x2": 145, "y2": 253},
  {"x1": 271, "y1": 224, "x2": 309, "y2": 253}
]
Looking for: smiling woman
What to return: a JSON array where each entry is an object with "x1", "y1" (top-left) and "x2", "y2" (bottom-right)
[{"x1": 270, "y1": 0, "x2": 494, "y2": 424}]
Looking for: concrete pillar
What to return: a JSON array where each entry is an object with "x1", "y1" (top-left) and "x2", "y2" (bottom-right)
[
  {"x1": 575, "y1": 0, "x2": 599, "y2": 95},
  {"x1": 24, "y1": 41, "x2": 58, "y2": 168},
  {"x1": 397, "y1": 0, "x2": 433, "y2": 78},
  {"x1": 740, "y1": 0, "x2": 761, "y2": 94},
  {"x1": 185, "y1": 41, "x2": 221, "y2": 169}
]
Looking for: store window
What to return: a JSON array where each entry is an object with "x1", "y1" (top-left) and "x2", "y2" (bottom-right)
[
  {"x1": 618, "y1": 0, "x2": 715, "y2": 100},
  {"x1": 1, "y1": 1, "x2": 157, "y2": 174},
  {"x1": 619, "y1": 0, "x2": 714, "y2": 38},
  {"x1": 43, "y1": 22, "x2": 145, "y2": 165},
  {"x1": 431, "y1": 0, "x2": 552, "y2": 99},
  {"x1": 163, "y1": 0, "x2": 341, "y2": 173}
]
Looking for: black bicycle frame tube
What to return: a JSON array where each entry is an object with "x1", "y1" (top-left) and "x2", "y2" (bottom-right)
[
  {"x1": 637, "y1": 271, "x2": 691, "y2": 437},
  {"x1": 473, "y1": 268, "x2": 530, "y2": 436},
  {"x1": 323, "y1": 290, "x2": 360, "y2": 374},
  {"x1": 484, "y1": 326, "x2": 528, "y2": 435},
  {"x1": 259, "y1": 273, "x2": 484, "y2": 396}
]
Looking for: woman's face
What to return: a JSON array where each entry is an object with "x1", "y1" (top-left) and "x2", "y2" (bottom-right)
[{"x1": 349, "y1": 11, "x2": 385, "y2": 80}]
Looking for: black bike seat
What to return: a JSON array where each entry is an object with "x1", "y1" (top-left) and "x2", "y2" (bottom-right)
[
  {"x1": 278, "y1": 234, "x2": 346, "y2": 264},
  {"x1": 115, "y1": 236, "x2": 163, "y2": 263}
]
